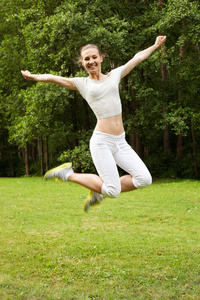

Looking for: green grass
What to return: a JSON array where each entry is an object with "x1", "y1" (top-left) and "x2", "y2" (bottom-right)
[{"x1": 0, "y1": 177, "x2": 199, "y2": 300}]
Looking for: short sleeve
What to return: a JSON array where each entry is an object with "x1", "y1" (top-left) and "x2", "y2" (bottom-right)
[
  {"x1": 110, "y1": 65, "x2": 125, "y2": 82},
  {"x1": 73, "y1": 77, "x2": 88, "y2": 100}
]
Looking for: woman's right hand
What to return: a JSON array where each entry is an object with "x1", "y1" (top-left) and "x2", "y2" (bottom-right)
[{"x1": 21, "y1": 70, "x2": 34, "y2": 80}]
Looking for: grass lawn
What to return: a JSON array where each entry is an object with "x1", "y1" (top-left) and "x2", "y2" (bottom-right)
[{"x1": 0, "y1": 177, "x2": 199, "y2": 299}]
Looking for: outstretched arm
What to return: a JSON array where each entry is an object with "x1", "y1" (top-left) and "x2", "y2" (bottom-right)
[
  {"x1": 21, "y1": 70, "x2": 77, "y2": 90},
  {"x1": 122, "y1": 36, "x2": 166, "y2": 78}
]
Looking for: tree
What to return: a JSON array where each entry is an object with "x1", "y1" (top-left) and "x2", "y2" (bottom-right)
[{"x1": 1, "y1": 0, "x2": 200, "y2": 178}]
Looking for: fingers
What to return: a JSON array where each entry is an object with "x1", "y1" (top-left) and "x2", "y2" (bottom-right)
[
  {"x1": 160, "y1": 35, "x2": 166, "y2": 42},
  {"x1": 21, "y1": 70, "x2": 31, "y2": 80},
  {"x1": 21, "y1": 70, "x2": 26, "y2": 79},
  {"x1": 155, "y1": 35, "x2": 166, "y2": 47}
]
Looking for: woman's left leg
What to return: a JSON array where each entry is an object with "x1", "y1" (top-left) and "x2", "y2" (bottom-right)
[
  {"x1": 114, "y1": 137, "x2": 152, "y2": 192},
  {"x1": 120, "y1": 174, "x2": 137, "y2": 192},
  {"x1": 68, "y1": 172, "x2": 103, "y2": 193}
]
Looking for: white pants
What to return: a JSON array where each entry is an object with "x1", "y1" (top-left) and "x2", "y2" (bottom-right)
[{"x1": 90, "y1": 131, "x2": 152, "y2": 198}]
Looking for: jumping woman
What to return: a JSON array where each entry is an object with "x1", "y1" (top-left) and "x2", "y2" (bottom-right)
[{"x1": 21, "y1": 35, "x2": 166, "y2": 212}]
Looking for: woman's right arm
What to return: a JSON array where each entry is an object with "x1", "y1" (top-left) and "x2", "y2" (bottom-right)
[{"x1": 21, "y1": 70, "x2": 77, "y2": 90}]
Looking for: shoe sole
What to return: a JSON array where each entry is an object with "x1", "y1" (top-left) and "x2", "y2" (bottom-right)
[
  {"x1": 44, "y1": 162, "x2": 72, "y2": 181},
  {"x1": 83, "y1": 190, "x2": 101, "y2": 212},
  {"x1": 83, "y1": 190, "x2": 93, "y2": 212}
]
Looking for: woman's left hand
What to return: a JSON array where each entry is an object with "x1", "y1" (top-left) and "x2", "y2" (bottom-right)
[{"x1": 155, "y1": 36, "x2": 167, "y2": 48}]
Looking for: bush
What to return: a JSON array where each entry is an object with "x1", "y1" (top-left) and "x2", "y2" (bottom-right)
[{"x1": 58, "y1": 143, "x2": 96, "y2": 174}]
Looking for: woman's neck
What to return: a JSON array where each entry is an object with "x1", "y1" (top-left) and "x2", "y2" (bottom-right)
[{"x1": 89, "y1": 72, "x2": 108, "y2": 81}]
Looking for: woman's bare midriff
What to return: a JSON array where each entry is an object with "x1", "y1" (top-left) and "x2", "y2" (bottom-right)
[{"x1": 95, "y1": 114, "x2": 125, "y2": 136}]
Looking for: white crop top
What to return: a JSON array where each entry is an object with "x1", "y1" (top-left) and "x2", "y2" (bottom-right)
[{"x1": 73, "y1": 65, "x2": 125, "y2": 119}]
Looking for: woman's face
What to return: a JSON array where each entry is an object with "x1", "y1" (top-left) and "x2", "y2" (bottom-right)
[{"x1": 81, "y1": 48, "x2": 103, "y2": 74}]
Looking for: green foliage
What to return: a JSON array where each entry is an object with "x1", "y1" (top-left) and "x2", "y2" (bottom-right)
[
  {"x1": 8, "y1": 81, "x2": 73, "y2": 146},
  {"x1": 58, "y1": 130, "x2": 96, "y2": 173},
  {"x1": 145, "y1": 151, "x2": 197, "y2": 179},
  {"x1": 163, "y1": 107, "x2": 191, "y2": 136},
  {"x1": 58, "y1": 144, "x2": 96, "y2": 174},
  {"x1": 1, "y1": 0, "x2": 200, "y2": 177}
]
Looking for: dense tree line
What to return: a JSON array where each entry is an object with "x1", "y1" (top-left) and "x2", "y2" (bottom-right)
[{"x1": 0, "y1": 0, "x2": 200, "y2": 178}]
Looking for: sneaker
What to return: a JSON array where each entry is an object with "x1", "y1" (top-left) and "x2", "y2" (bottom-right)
[
  {"x1": 44, "y1": 162, "x2": 73, "y2": 182},
  {"x1": 84, "y1": 190, "x2": 103, "y2": 212}
]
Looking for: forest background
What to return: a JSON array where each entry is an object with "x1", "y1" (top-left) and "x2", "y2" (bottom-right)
[{"x1": 0, "y1": 0, "x2": 200, "y2": 179}]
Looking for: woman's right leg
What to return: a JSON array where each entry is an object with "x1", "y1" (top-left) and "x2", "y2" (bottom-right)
[
  {"x1": 68, "y1": 173, "x2": 103, "y2": 194},
  {"x1": 44, "y1": 162, "x2": 103, "y2": 193},
  {"x1": 45, "y1": 131, "x2": 121, "y2": 198},
  {"x1": 44, "y1": 163, "x2": 104, "y2": 212}
]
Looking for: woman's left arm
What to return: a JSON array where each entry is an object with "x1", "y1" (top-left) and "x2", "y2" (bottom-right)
[{"x1": 122, "y1": 36, "x2": 166, "y2": 78}]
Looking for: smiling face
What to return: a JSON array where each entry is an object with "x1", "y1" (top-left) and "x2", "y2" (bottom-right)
[{"x1": 81, "y1": 47, "x2": 103, "y2": 75}]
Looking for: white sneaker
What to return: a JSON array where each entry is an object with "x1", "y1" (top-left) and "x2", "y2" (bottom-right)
[
  {"x1": 44, "y1": 163, "x2": 73, "y2": 182},
  {"x1": 84, "y1": 190, "x2": 103, "y2": 212}
]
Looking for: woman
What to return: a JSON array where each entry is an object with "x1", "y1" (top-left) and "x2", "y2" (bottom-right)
[{"x1": 21, "y1": 35, "x2": 166, "y2": 212}]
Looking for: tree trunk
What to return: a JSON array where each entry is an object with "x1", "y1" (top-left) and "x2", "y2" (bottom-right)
[
  {"x1": 195, "y1": 41, "x2": 200, "y2": 60},
  {"x1": 176, "y1": 33, "x2": 185, "y2": 159},
  {"x1": 25, "y1": 145, "x2": 30, "y2": 176},
  {"x1": 71, "y1": 92, "x2": 78, "y2": 147},
  {"x1": 135, "y1": 134, "x2": 143, "y2": 158},
  {"x1": 161, "y1": 40, "x2": 169, "y2": 155},
  {"x1": 129, "y1": 127, "x2": 135, "y2": 150},
  {"x1": 31, "y1": 139, "x2": 37, "y2": 163},
  {"x1": 158, "y1": 0, "x2": 170, "y2": 156},
  {"x1": 176, "y1": 134, "x2": 183, "y2": 160},
  {"x1": 40, "y1": 135, "x2": 44, "y2": 176},
  {"x1": 8, "y1": 148, "x2": 14, "y2": 177},
  {"x1": 161, "y1": 58, "x2": 169, "y2": 155},
  {"x1": 45, "y1": 137, "x2": 49, "y2": 172},
  {"x1": 122, "y1": 75, "x2": 143, "y2": 157},
  {"x1": 82, "y1": 98, "x2": 90, "y2": 130},
  {"x1": 163, "y1": 107, "x2": 170, "y2": 156},
  {"x1": 191, "y1": 120, "x2": 198, "y2": 177}
]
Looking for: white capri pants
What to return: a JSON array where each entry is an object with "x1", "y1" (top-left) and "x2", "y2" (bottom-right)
[{"x1": 90, "y1": 131, "x2": 152, "y2": 198}]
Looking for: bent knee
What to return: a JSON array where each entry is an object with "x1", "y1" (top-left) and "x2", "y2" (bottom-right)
[
  {"x1": 102, "y1": 183, "x2": 121, "y2": 198},
  {"x1": 107, "y1": 188, "x2": 121, "y2": 198},
  {"x1": 133, "y1": 172, "x2": 152, "y2": 189},
  {"x1": 142, "y1": 173, "x2": 152, "y2": 188}
]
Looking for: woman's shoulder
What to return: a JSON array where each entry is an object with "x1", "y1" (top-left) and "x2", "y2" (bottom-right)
[
  {"x1": 73, "y1": 77, "x2": 89, "y2": 93},
  {"x1": 73, "y1": 76, "x2": 88, "y2": 84},
  {"x1": 107, "y1": 65, "x2": 125, "y2": 80}
]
